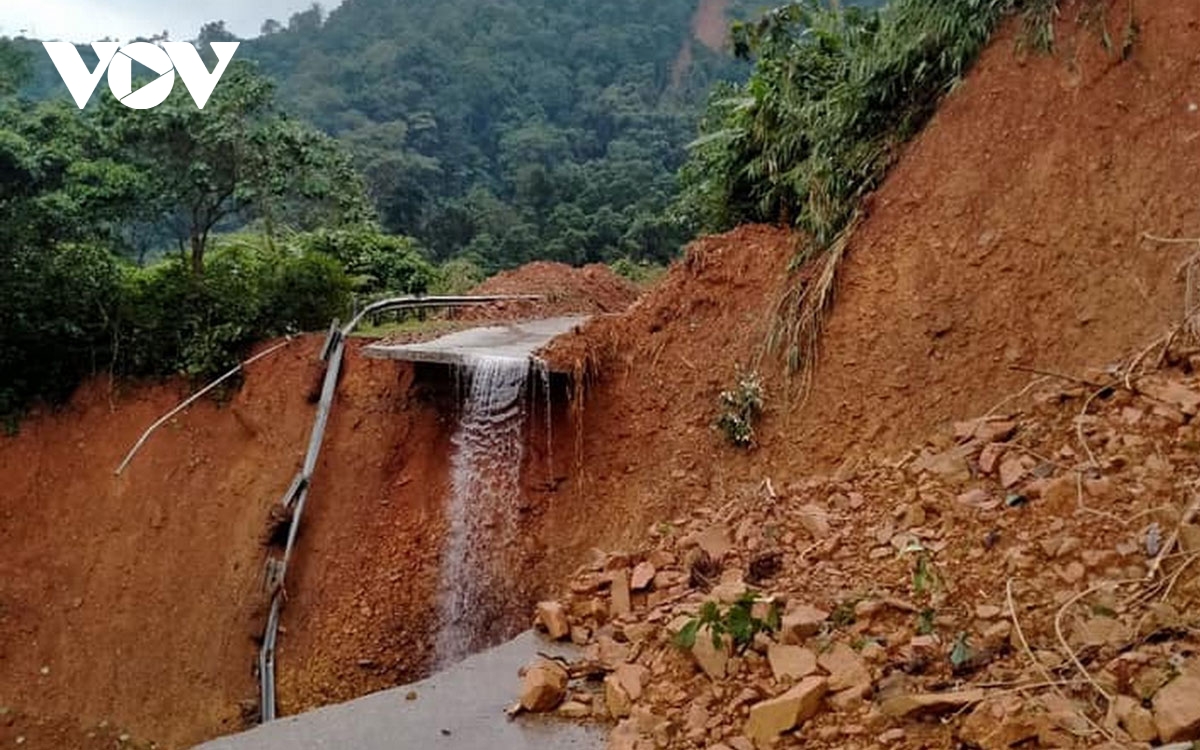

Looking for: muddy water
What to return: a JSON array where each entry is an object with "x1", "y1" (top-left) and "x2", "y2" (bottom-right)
[{"x1": 434, "y1": 354, "x2": 533, "y2": 666}]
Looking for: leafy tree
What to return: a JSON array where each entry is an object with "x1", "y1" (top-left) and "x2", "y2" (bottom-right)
[{"x1": 101, "y1": 62, "x2": 371, "y2": 273}]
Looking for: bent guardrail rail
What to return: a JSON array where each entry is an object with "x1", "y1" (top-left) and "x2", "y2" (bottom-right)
[{"x1": 257, "y1": 294, "x2": 538, "y2": 722}]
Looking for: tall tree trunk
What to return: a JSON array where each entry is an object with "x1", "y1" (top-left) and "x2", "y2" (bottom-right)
[{"x1": 190, "y1": 231, "x2": 205, "y2": 275}]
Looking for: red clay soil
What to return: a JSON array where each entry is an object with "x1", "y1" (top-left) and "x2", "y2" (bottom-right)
[
  {"x1": 8, "y1": 3, "x2": 1200, "y2": 746},
  {"x1": 0, "y1": 340, "x2": 321, "y2": 748},
  {"x1": 455, "y1": 261, "x2": 639, "y2": 322},
  {"x1": 542, "y1": 1, "x2": 1200, "y2": 545},
  {"x1": 0, "y1": 339, "x2": 448, "y2": 747}
]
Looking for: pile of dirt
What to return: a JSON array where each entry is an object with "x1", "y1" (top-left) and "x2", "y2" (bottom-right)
[
  {"x1": 539, "y1": 0, "x2": 1200, "y2": 544},
  {"x1": 517, "y1": 342, "x2": 1200, "y2": 748},
  {"x1": 457, "y1": 261, "x2": 640, "y2": 321}
]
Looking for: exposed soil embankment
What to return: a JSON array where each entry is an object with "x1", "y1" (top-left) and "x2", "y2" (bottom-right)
[
  {"x1": 0, "y1": 339, "x2": 327, "y2": 748},
  {"x1": 0, "y1": 274, "x2": 637, "y2": 745},
  {"x1": 545, "y1": 1, "x2": 1200, "y2": 537}
]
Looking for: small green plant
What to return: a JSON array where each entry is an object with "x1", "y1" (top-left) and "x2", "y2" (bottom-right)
[
  {"x1": 674, "y1": 593, "x2": 781, "y2": 654},
  {"x1": 829, "y1": 599, "x2": 858, "y2": 629},
  {"x1": 916, "y1": 607, "x2": 936, "y2": 636},
  {"x1": 912, "y1": 553, "x2": 939, "y2": 596},
  {"x1": 950, "y1": 631, "x2": 974, "y2": 672},
  {"x1": 716, "y1": 370, "x2": 764, "y2": 448}
]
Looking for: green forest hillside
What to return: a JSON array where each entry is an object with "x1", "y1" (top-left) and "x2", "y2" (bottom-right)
[{"x1": 242, "y1": 0, "x2": 757, "y2": 268}]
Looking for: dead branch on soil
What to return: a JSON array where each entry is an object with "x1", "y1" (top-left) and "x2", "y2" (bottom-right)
[
  {"x1": 114, "y1": 337, "x2": 295, "y2": 475},
  {"x1": 1008, "y1": 365, "x2": 1107, "y2": 389},
  {"x1": 984, "y1": 376, "x2": 1050, "y2": 419},
  {"x1": 1006, "y1": 579, "x2": 1114, "y2": 741},
  {"x1": 1051, "y1": 580, "x2": 1144, "y2": 704},
  {"x1": 767, "y1": 213, "x2": 862, "y2": 395},
  {"x1": 1145, "y1": 493, "x2": 1200, "y2": 582}
]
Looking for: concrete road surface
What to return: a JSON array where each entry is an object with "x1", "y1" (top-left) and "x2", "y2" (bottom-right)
[
  {"x1": 363, "y1": 316, "x2": 588, "y2": 369},
  {"x1": 196, "y1": 631, "x2": 604, "y2": 750}
]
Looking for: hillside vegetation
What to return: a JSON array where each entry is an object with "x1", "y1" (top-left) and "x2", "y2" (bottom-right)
[{"x1": 240, "y1": 0, "x2": 758, "y2": 268}]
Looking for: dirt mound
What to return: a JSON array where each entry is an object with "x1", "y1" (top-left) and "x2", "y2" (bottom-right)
[
  {"x1": 798, "y1": 0, "x2": 1199, "y2": 462},
  {"x1": 519, "y1": 346, "x2": 1200, "y2": 748},
  {"x1": 540, "y1": 1, "x2": 1200, "y2": 535},
  {"x1": 537, "y1": 225, "x2": 795, "y2": 551},
  {"x1": 458, "y1": 261, "x2": 640, "y2": 321}
]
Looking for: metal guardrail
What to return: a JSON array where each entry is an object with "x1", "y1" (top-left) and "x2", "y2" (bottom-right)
[{"x1": 257, "y1": 294, "x2": 538, "y2": 722}]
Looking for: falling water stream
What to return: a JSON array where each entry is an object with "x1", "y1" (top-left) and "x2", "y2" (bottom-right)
[{"x1": 434, "y1": 354, "x2": 538, "y2": 666}]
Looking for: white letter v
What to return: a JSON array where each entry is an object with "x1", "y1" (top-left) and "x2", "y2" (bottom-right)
[
  {"x1": 42, "y1": 42, "x2": 121, "y2": 109},
  {"x1": 163, "y1": 42, "x2": 240, "y2": 110}
]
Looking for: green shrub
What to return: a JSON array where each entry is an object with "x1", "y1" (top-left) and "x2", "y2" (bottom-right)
[
  {"x1": 610, "y1": 257, "x2": 667, "y2": 286},
  {"x1": 716, "y1": 370, "x2": 765, "y2": 447},
  {"x1": 117, "y1": 238, "x2": 350, "y2": 378},
  {"x1": 680, "y1": 0, "x2": 1014, "y2": 246},
  {"x1": 431, "y1": 257, "x2": 486, "y2": 296},
  {"x1": 674, "y1": 593, "x2": 781, "y2": 654},
  {"x1": 0, "y1": 242, "x2": 124, "y2": 417},
  {"x1": 296, "y1": 227, "x2": 436, "y2": 295}
]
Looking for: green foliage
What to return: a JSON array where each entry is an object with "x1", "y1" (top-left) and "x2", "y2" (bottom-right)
[
  {"x1": 296, "y1": 228, "x2": 436, "y2": 294},
  {"x1": 239, "y1": 0, "x2": 760, "y2": 268},
  {"x1": 950, "y1": 631, "x2": 973, "y2": 670},
  {"x1": 610, "y1": 257, "x2": 667, "y2": 286},
  {"x1": 0, "y1": 72, "x2": 364, "y2": 419},
  {"x1": 0, "y1": 243, "x2": 124, "y2": 417},
  {"x1": 674, "y1": 593, "x2": 781, "y2": 654},
  {"x1": 716, "y1": 369, "x2": 765, "y2": 447},
  {"x1": 431, "y1": 258, "x2": 487, "y2": 296},
  {"x1": 679, "y1": 0, "x2": 1013, "y2": 247},
  {"x1": 916, "y1": 607, "x2": 936, "y2": 636},
  {"x1": 101, "y1": 63, "x2": 372, "y2": 273},
  {"x1": 117, "y1": 237, "x2": 350, "y2": 377}
]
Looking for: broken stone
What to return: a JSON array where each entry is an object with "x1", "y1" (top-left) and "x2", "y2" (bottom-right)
[
  {"x1": 780, "y1": 604, "x2": 828, "y2": 644},
  {"x1": 998, "y1": 456, "x2": 1027, "y2": 489},
  {"x1": 879, "y1": 689, "x2": 984, "y2": 718},
  {"x1": 1154, "y1": 673, "x2": 1200, "y2": 743},
  {"x1": 975, "y1": 604, "x2": 1002, "y2": 620},
  {"x1": 604, "y1": 674, "x2": 633, "y2": 719},
  {"x1": 1141, "y1": 379, "x2": 1200, "y2": 416},
  {"x1": 534, "y1": 601, "x2": 571, "y2": 640},
  {"x1": 829, "y1": 682, "x2": 870, "y2": 712},
  {"x1": 691, "y1": 625, "x2": 731, "y2": 680},
  {"x1": 1110, "y1": 694, "x2": 1158, "y2": 743},
  {"x1": 693, "y1": 525, "x2": 733, "y2": 559},
  {"x1": 797, "y1": 503, "x2": 831, "y2": 539},
  {"x1": 710, "y1": 579, "x2": 748, "y2": 604},
  {"x1": 767, "y1": 644, "x2": 818, "y2": 682},
  {"x1": 818, "y1": 643, "x2": 870, "y2": 692},
  {"x1": 913, "y1": 446, "x2": 972, "y2": 484},
  {"x1": 614, "y1": 662, "x2": 649, "y2": 702},
  {"x1": 878, "y1": 728, "x2": 906, "y2": 744},
  {"x1": 558, "y1": 701, "x2": 591, "y2": 719},
  {"x1": 1073, "y1": 616, "x2": 1131, "y2": 649},
  {"x1": 957, "y1": 488, "x2": 999, "y2": 510},
  {"x1": 743, "y1": 677, "x2": 828, "y2": 744},
  {"x1": 519, "y1": 659, "x2": 568, "y2": 712},
  {"x1": 608, "y1": 718, "x2": 639, "y2": 750},
  {"x1": 594, "y1": 635, "x2": 631, "y2": 670},
  {"x1": 979, "y1": 443, "x2": 1006, "y2": 475},
  {"x1": 630, "y1": 562, "x2": 656, "y2": 591},
  {"x1": 609, "y1": 569, "x2": 632, "y2": 617},
  {"x1": 1180, "y1": 524, "x2": 1200, "y2": 554},
  {"x1": 684, "y1": 702, "x2": 708, "y2": 740}
]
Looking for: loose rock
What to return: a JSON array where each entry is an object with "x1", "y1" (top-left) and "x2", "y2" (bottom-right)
[{"x1": 519, "y1": 659, "x2": 569, "y2": 713}]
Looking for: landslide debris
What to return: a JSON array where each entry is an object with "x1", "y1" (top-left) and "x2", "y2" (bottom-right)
[{"x1": 516, "y1": 341, "x2": 1200, "y2": 749}]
